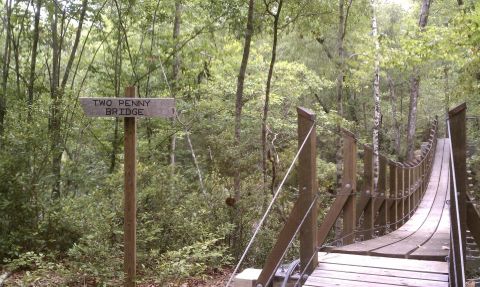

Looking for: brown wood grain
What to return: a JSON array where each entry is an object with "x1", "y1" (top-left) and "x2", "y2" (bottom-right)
[
  {"x1": 124, "y1": 86, "x2": 137, "y2": 287},
  {"x1": 342, "y1": 131, "x2": 357, "y2": 245}
]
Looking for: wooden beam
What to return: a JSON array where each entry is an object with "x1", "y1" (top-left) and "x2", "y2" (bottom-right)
[
  {"x1": 298, "y1": 107, "x2": 318, "y2": 275},
  {"x1": 448, "y1": 102, "x2": 467, "y2": 287},
  {"x1": 341, "y1": 130, "x2": 357, "y2": 245},
  {"x1": 124, "y1": 86, "x2": 137, "y2": 287}
]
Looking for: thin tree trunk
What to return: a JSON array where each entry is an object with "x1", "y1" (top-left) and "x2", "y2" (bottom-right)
[
  {"x1": 262, "y1": 0, "x2": 283, "y2": 201},
  {"x1": 27, "y1": 0, "x2": 41, "y2": 120},
  {"x1": 405, "y1": 0, "x2": 432, "y2": 160},
  {"x1": 60, "y1": 0, "x2": 88, "y2": 91},
  {"x1": 334, "y1": 0, "x2": 353, "y2": 243},
  {"x1": 371, "y1": 0, "x2": 381, "y2": 193},
  {"x1": 50, "y1": 1, "x2": 61, "y2": 198},
  {"x1": 334, "y1": 0, "x2": 353, "y2": 194},
  {"x1": 170, "y1": 0, "x2": 182, "y2": 168},
  {"x1": 11, "y1": 34, "x2": 21, "y2": 98},
  {"x1": 234, "y1": 0, "x2": 255, "y2": 202},
  {"x1": 50, "y1": 0, "x2": 88, "y2": 197},
  {"x1": 145, "y1": 0, "x2": 162, "y2": 147},
  {"x1": 185, "y1": 131, "x2": 206, "y2": 195},
  {"x1": 0, "y1": 0, "x2": 12, "y2": 139},
  {"x1": 110, "y1": 29, "x2": 122, "y2": 174},
  {"x1": 232, "y1": 0, "x2": 255, "y2": 259},
  {"x1": 387, "y1": 74, "x2": 401, "y2": 155},
  {"x1": 444, "y1": 66, "x2": 449, "y2": 115}
]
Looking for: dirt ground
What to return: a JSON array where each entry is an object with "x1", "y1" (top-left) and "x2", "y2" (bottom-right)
[{"x1": 1, "y1": 268, "x2": 233, "y2": 287}]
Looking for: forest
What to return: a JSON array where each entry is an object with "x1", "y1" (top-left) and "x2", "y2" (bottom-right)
[{"x1": 0, "y1": 0, "x2": 479, "y2": 286}]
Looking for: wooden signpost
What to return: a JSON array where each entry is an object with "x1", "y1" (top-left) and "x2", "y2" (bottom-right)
[{"x1": 80, "y1": 86, "x2": 175, "y2": 287}]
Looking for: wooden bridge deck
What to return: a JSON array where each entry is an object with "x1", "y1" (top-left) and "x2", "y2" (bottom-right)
[
  {"x1": 304, "y1": 252, "x2": 449, "y2": 287},
  {"x1": 304, "y1": 139, "x2": 451, "y2": 286}
]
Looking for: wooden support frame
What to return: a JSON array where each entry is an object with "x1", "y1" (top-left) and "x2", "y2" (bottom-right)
[{"x1": 256, "y1": 107, "x2": 318, "y2": 286}]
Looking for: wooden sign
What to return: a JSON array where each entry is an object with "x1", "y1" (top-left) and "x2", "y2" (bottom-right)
[
  {"x1": 79, "y1": 97, "x2": 175, "y2": 118},
  {"x1": 80, "y1": 87, "x2": 175, "y2": 287}
]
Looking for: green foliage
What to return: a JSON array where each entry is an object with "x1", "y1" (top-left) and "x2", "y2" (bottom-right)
[
  {"x1": 154, "y1": 234, "x2": 232, "y2": 282},
  {"x1": 1, "y1": 0, "x2": 480, "y2": 285}
]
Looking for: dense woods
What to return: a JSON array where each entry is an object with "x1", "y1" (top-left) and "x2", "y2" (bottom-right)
[{"x1": 0, "y1": 0, "x2": 479, "y2": 285}]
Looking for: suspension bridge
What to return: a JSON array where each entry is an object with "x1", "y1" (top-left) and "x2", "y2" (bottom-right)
[{"x1": 229, "y1": 103, "x2": 477, "y2": 287}]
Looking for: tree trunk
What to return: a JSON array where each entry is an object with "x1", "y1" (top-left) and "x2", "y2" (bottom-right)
[
  {"x1": 405, "y1": 0, "x2": 432, "y2": 160},
  {"x1": 170, "y1": 0, "x2": 182, "y2": 168},
  {"x1": 444, "y1": 66, "x2": 450, "y2": 115},
  {"x1": 371, "y1": 0, "x2": 381, "y2": 193},
  {"x1": 232, "y1": 0, "x2": 255, "y2": 259},
  {"x1": 0, "y1": 0, "x2": 12, "y2": 139},
  {"x1": 185, "y1": 131, "x2": 206, "y2": 195},
  {"x1": 334, "y1": 0, "x2": 353, "y2": 191},
  {"x1": 234, "y1": 0, "x2": 254, "y2": 203},
  {"x1": 262, "y1": 0, "x2": 283, "y2": 203},
  {"x1": 334, "y1": 0, "x2": 353, "y2": 239},
  {"x1": 387, "y1": 74, "x2": 401, "y2": 155},
  {"x1": 50, "y1": 1, "x2": 61, "y2": 198},
  {"x1": 50, "y1": 0, "x2": 88, "y2": 197},
  {"x1": 27, "y1": 0, "x2": 41, "y2": 120},
  {"x1": 110, "y1": 29, "x2": 122, "y2": 174}
]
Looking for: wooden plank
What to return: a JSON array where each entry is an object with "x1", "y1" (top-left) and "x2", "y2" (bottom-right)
[
  {"x1": 79, "y1": 97, "x2": 175, "y2": 118},
  {"x1": 317, "y1": 253, "x2": 448, "y2": 273},
  {"x1": 304, "y1": 277, "x2": 405, "y2": 287},
  {"x1": 309, "y1": 269, "x2": 448, "y2": 287},
  {"x1": 314, "y1": 263, "x2": 448, "y2": 281},
  {"x1": 298, "y1": 107, "x2": 318, "y2": 275}
]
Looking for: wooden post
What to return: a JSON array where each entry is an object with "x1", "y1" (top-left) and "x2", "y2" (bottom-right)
[
  {"x1": 399, "y1": 163, "x2": 406, "y2": 225},
  {"x1": 298, "y1": 107, "x2": 318, "y2": 275},
  {"x1": 448, "y1": 102, "x2": 467, "y2": 286},
  {"x1": 377, "y1": 155, "x2": 387, "y2": 234},
  {"x1": 79, "y1": 87, "x2": 175, "y2": 287},
  {"x1": 405, "y1": 164, "x2": 411, "y2": 220},
  {"x1": 356, "y1": 145, "x2": 372, "y2": 223},
  {"x1": 124, "y1": 86, "x2": 137, "y2": 287},
  {"x1": 389, "y1": 161, "x2": 398, "y2": 230},
  {"x1": 342, "y1": 130, "x2": 357, "y2": 244}
]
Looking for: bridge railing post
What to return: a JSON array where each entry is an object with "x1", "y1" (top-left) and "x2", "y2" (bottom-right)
[
  {"x1": 399, "y1": 163, "x2": 406, "y2": 226},
  {"x1": 388, "y1": 160, "x2": 398, "y2": 230},
  {"x1": 341, "y1": 130, "x2": 357, "y2": 245},
  {"x1": 448, "y1": 103, "x2": 467, "y2": 286},
  {"x1": 377, "y1": 155, "x2": 388, "y2": 235},
  {"x1": 298, "y1": 107, "x2": 318, "y2": 275}
]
